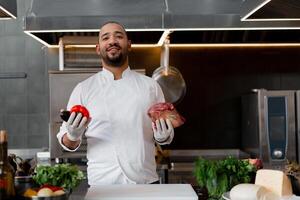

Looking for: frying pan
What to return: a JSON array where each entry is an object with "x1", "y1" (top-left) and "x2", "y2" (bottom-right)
[{"x1": 152, "y1": 38, "x2": 186, "y2": 105}]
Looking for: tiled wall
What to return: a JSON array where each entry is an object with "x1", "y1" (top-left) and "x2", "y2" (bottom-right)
[{"x1": 0, "y1": 0, "x2": 49, "y2": 148}]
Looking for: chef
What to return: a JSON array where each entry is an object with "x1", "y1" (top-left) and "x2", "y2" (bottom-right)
[{"x1": 57, "y1": 21, "x2": 174, "y2": 185}]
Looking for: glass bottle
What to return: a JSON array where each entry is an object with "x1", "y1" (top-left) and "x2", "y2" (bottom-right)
[{"x1": 0, "y1": 130, "x2": 15, "y2": 199}]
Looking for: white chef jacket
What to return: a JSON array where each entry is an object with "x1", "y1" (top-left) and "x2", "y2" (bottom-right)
[{"x1": 57, "y1": 67, "x2": 173, "y2": 185}]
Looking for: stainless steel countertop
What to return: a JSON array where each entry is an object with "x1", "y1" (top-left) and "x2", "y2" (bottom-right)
[
  {"x1": 8, "y1": 148, "x2": 46, "y2": 159},
  {"x1": 169, "y1": 149, "x2": 250, "y2": 158}
]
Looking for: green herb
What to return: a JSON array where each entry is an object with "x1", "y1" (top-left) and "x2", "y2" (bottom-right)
[
  {"x1": 33, "y1": 163, "x2": 85, "y2": 190},
  {"x1": 194, "y1": 157, "x2": 256, "y2": 199}
]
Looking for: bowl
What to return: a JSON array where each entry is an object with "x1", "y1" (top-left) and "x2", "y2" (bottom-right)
[
  {"x1": 21, "y1": 190, "x2": 70, "y2": 200},
  {"x1": 14, "y1": 176, "x2": 70, "y2": 200},
  {"x1": 15, "y1": 176, "x2": 38, "y2": 197},
  {"x1": 26, "y1": 193, "x2": 69, "y2": 200}
]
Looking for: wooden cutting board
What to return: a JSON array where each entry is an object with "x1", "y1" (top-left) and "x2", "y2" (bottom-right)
[{"x1": 84, "y1": 184, "x2": 198, "y2": 200}]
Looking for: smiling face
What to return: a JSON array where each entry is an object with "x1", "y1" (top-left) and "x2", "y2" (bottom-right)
[{"x1": 97, "y1": 22, "x2": 131, "y2": 68}]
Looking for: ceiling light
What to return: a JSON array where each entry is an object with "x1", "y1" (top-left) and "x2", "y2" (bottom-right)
[
  {"x1": 24, "y1": 29, "x2": 165, "y2": 48},
  {"x1": 241, "y1": 0, "x2": 271, "y2": 21}
]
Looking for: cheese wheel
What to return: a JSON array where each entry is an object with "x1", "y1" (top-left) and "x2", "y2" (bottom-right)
[
  {"x1": 255, "y1": 169, "x2": 293, "y2": 197},
  {"x1": 230, "y1": 183, "x2": 268, "y2": 200}
]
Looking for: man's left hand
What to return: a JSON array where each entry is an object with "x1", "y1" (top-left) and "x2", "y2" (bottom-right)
[{"x1": 152, "y1": 118, "x2": 174, "y2": 143}]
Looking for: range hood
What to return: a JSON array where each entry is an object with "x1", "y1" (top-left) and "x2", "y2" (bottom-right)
[
  {"x1": 24, "y1": 0, "x2": 300, "y2": 47},
  {"x1": 0, "y1": 0, "x2": 17, "y2": 19}
]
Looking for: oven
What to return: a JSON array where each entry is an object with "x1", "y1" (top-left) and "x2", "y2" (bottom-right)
[{"x1": 241, "y1": 89, "x2": 298, "y2": 167}]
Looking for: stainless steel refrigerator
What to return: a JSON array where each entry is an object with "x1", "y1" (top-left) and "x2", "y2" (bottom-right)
[{"x1": 49, "y1": 70, "x2": 97, "y2": 159}]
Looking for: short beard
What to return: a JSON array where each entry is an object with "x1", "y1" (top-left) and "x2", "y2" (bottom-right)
[
  {"x1": 103, "y1": 53, "x2": 126, "y2": 67},
  {"x1": 101, "y1": 46, "x2": 128, "y2": 67}
]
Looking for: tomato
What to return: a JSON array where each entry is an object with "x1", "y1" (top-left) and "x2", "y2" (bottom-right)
[
  {"x1": 70, "y1": 105, "x2": 90, "y2": 118},
  {"x1": 40, "y1": 184, "x2": 63, "y2": 192},
  {"x1": 248, "y1": 158, "x2": 263, "y2": 169},
  {"x1": 79, "y1": 106, "x2": 90, "y2": 118},
  {"x1": 70, "y1": 105, "x2": 82, "y2": 113}
]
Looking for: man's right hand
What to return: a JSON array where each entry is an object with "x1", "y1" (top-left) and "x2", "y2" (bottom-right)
[{"x1": 66, "y1": 112, "x2": 89, "y2": 141}]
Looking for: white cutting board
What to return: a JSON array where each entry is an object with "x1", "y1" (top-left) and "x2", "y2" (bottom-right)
[{"x1": 84, "y1": 184, "x2": 198, "y2": 200}]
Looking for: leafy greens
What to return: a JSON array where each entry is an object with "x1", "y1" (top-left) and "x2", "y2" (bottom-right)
[
  {"x1": 194, "y1": 156, "x2": 256, "y2": 199},
  {"x1": 33, "y1": 163, "x2": 85, "y2": 190}
]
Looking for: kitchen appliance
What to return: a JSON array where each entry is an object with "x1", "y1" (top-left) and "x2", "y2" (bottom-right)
[
  {"x1": 49, "y1": 70, "x2": 97, "y2": 159},
  {"x1": 24, "y1": 0, "x2": 300, "y2": 47},
  {"x1": 241, "y1": 89, "x2": 298, "y2": 167}
]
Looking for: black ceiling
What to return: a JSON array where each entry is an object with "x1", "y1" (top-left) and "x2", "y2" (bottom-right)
[
  {"x1": 0, "y1": 0, "x2": 17, "y2": 19},
  {"x1": 0, "y1": 9, "x2": 8, "y2": 18},
  {"x1": 32, "y1": 31, "x2": 164, "y2": 45},
  {"x1": 248, "y1": 0, "x2": 300, "y2": 19},
  {"x1": 31, "y1": 29, "x2": 300, "y2": 45},
  {"x1": 169, "y1": 30, "x2": 300, "y2": 44}
]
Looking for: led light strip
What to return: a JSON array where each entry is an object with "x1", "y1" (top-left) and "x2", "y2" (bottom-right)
[
  {"x1": 169, "y1": 43, "x2": 300, "y2": 47},
  {"x1": 24, "y1": 31, "x2": 54, "y2": 47},
  {"x1": 64, "y1": 44, "x2": 160, "y2": 48},
  {"x1": 243, "y1": 18, "x2": 300, "y2": 21},
  {"x1": 24, "y1": 27, "x2": 300, "y2": 48},
  {"x1": 241, "y1": 0, "x2": 271, "y2": 21},
  {"x1": 24, "y1": 29, "x2": 165, "y2": 48},
  {"x1": 62, "y1": 43, "x2": 300, "y2": 48},
  {"x1": 168, "y1": 27, "x2": 300, "y2": 31},
  {"x1": 24, "y1": 28, "x2": 165, "y2": 33},
  {"x1": 0, "y1": 6, "x2": 16, "y2": 19}
]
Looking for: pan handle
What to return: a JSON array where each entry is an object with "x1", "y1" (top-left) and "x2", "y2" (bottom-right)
[{"x1": 162, "y1": 38, "x2": 170, "y2": 74}]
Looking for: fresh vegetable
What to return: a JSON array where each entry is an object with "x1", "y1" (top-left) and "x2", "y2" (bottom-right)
[
  {"x1": 23, "y1": 185, "x2": 65, "y2": 198},
  {"x1": 33, "y1": 163, "x2": 85, "y2": 191},
  {"x1": 71, "y1": 105, "x2": 90, "y2": 118},
  {"x1": 23, "y1": 188, "x2": 37, "y2": 197},
  {"x1": 285, "y1": 160, "x2": 300, "y2": 176},
  {"x1": 60, "y1": 110, "x2": 71, "y2": 122},
  {"x1": 285, "y1": 160, "x2": 300, "y2": 196},
  {"x1": 60, "y1": 105, "x2": 90, "y2": 122},
  {"x1": 53, "y1": 190, "x2": 65, "y2": 196},
  {"x1": 194, "y1": 157, "x2": 257, "y2": 200},
  {"x1": 40, "y1": 184, "x2": 63, "y2": 192},
  {"x1": 247, "y1": 158, "x2": 263, "y2": 170},
  {"x1": 37, "y1": 188, "x2": 53, "y2": 197}
]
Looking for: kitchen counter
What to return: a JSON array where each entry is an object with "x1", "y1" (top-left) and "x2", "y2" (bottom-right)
[
  {"x1": 68, "y1": 180, "x2": 89, "y2": 200},
  {"x1": 85, "y1": 184, "x2": 197, "y2": 200},
  {"x1": 69, "y1": 182, "x2": 198, "y2": 200}
]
